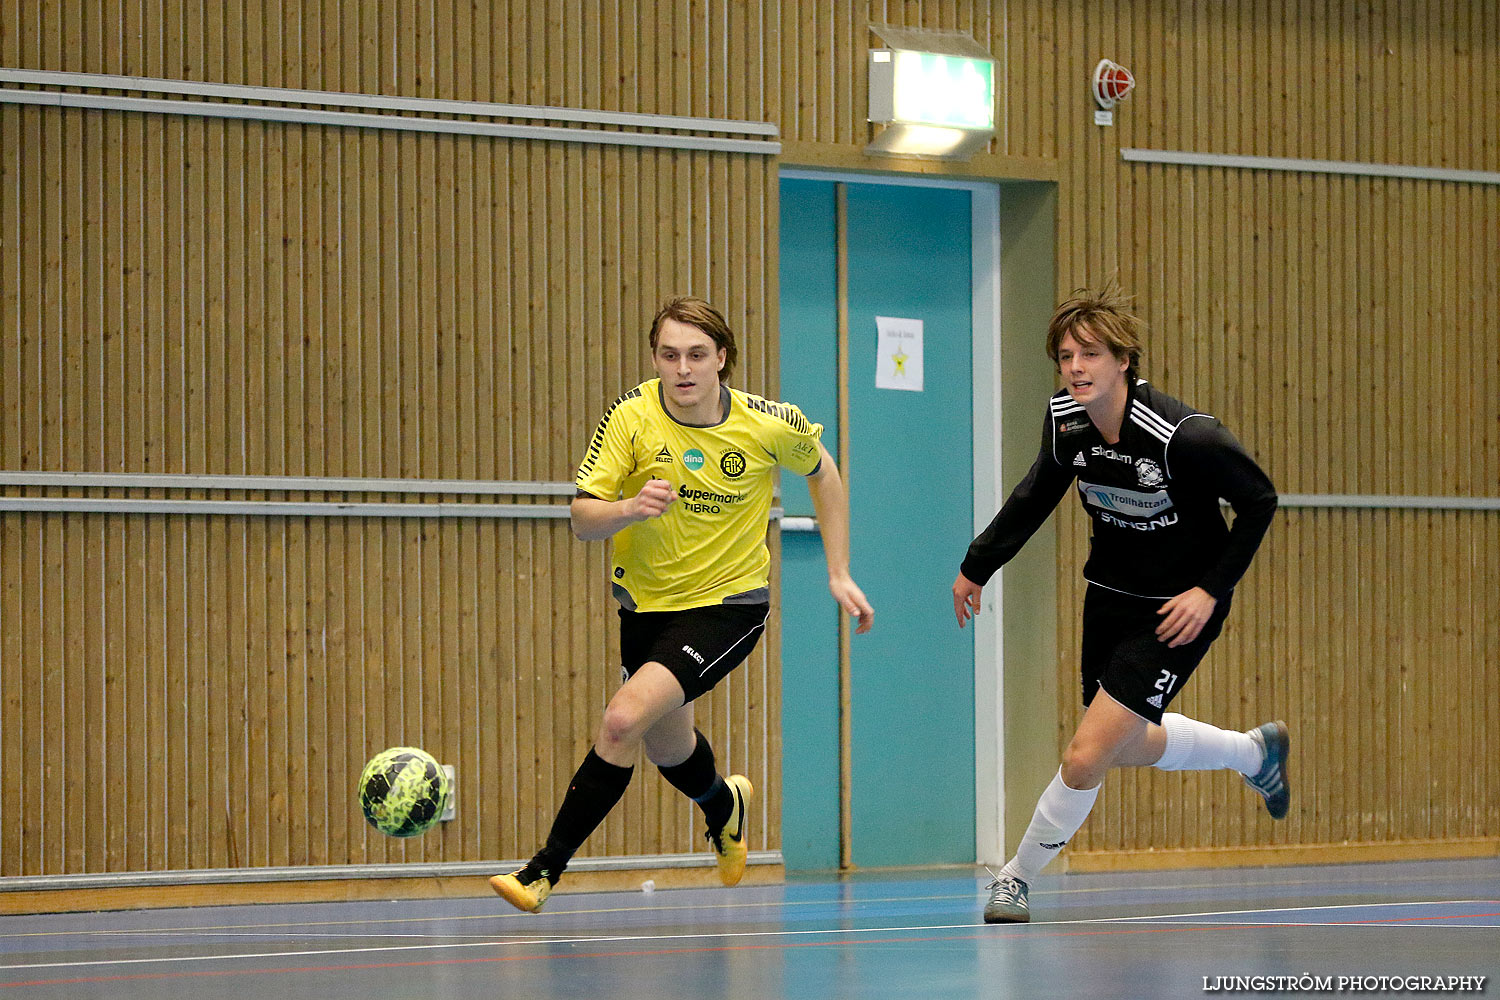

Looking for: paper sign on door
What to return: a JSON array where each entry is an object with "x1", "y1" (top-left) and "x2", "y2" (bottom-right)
[{"x1": 875, "y1": 316, "x2": 923, "y2": 392}]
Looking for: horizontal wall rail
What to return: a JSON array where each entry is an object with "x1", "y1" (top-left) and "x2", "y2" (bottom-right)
[
  {"x1": 0, "y1": 472, "x2": 575, "y2": 495},
  {"x1": 0, "y1": 473, "x2": 578, "y2": 516},
  {"x1": 1278, "y1": 494, "x2": 1500, "y2": 511},
  {"x1": 0, "y1": 475, "x2": 796, "y2": 520},
  {"x1": 0, "y1": 498, "x2": 571, "y2": 517},
  {"x1": 785, "y1": 498, "x2": 1500, "y2": 531},
  {"x1": 0, "y1": 68, "x2": 781, "y2": 135},
  {"x1": 0, "y1": 68, "x2": 782, "y2": 154},
  {"x1": 1122, "y1": 147, "x2": 1500, "y2": 186}
]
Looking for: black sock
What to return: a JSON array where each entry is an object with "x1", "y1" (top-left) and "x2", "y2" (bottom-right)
[
  {"x1": 657, "y1": 730, "x2": 732, "y2": 830},
  {"x1": 531, "y1": 748, "x2": 634, "y2": 880}
]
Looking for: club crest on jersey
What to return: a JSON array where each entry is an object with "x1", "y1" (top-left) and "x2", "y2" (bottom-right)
[
  {"x1": 720, "y1": 450, "x2": 747, "y2": 478},
  {"x1": 1135, "y1": 458, "x2": 1165, "y2": 488}
]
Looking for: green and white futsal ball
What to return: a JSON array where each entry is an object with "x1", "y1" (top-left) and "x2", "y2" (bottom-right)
[{"x1": 358, "y1": 746, "x2": 450, "y2": 838}]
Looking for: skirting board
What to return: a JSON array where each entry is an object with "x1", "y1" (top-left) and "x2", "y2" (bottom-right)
[
  {"x1": 0, "y1": 862, "x2": 785, "y2": 916},
  {"x1": 1064, "y1": 838, "x2": 1500, "y2": 874}
]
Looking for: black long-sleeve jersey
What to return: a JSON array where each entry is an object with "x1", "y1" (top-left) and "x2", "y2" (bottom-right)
[{"x1": 961, "y1": 381, "x2": 1278, "y2": 600}]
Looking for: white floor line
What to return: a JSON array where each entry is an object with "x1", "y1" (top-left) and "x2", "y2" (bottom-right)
[
  {"x1": 3, "y1": 899, "x2": 1494, "y2": 974},
  {"x1": 1114, "y1": 920, "x2": 1500, "y2": 929},
  {"x1": 0, "y1": 922, "x2": 981, "y2": 973},
  {"x1": 5, "y1": 868, "x2": 1495, "y2": 940},
  {"x1": 0, "y1": 892, "x2": 959, "y2": 939}
]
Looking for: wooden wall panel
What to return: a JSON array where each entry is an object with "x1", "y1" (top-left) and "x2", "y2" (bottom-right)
[
  {"x1": 1, "y1": 1, "x2": 1497, "y2": 882},
  {"x1": 1036, "y1": 4, "x2": 1500, "y2": 862},
  {"x1": 781, "y1": 0, "x2": 1497, "y2": 862},
  {"x1": 1069, "y1": 508, "x2": 1500, "y2": 859},
  {"x1": 0, "y1": 3, "x2": 779, "y2": 878}
]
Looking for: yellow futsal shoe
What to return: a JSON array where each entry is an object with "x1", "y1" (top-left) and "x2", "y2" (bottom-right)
[
  {"x1": 489, "y1": 866, "x2": 554, "y2": 913},
  {"x1": 706, "y1": 774, "x2": 754, "y2": 887}
]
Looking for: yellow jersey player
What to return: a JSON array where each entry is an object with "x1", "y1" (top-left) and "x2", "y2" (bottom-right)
[{"x1": 492, "y1": 296, "x2": 873, "y2": 913}]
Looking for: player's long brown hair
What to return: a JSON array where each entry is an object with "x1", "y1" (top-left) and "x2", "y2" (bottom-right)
[
  {"x1": 1045, "y1": 283, "x2": 1144, "y2": 384},
  {"x1": 649, "y1": 296, "x2": 739, "y2": 383}
]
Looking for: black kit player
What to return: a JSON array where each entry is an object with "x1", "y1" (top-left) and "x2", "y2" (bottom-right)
[
  {"x1": 492, "y1": 296, "x2": 874, "y2": 912},
  {"x1": 952, "y1": 286, "x2": 1290, "y2": 923}
]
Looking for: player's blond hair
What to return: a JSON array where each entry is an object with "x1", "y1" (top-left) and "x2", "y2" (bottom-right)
[
  {"x1": 650, "y1": 296, "x2": 738, "y2": 383},
  {"x1": 1046, "y1": 284, "x2": 1143, "y2": 383}
]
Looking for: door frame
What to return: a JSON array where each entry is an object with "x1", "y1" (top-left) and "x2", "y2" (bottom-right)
[{"x1": 779, "y1": 168, "x2": 1007, "y2": 864}]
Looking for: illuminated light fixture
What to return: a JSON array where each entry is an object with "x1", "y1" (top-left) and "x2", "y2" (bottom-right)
[{"x1": 866, "y1": 24, "x2": 997, "y2": 161}]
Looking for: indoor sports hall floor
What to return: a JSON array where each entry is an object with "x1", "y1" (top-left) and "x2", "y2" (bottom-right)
[{"x1": 1, "y1": 858, "x2": 1494, "y2": 998}]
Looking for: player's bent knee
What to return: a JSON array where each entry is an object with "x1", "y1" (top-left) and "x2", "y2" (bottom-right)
[
  {"x1": 1060, "y1": 743, "x2": 1112, "y2": 787},
  {"x1": 598, "y1": 702, "x2": 648, "y2": 750}
]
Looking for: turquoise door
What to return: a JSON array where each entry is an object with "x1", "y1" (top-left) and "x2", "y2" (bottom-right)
[{"x1": 779, "y1": 177, "x2": 975, "y2": 869}]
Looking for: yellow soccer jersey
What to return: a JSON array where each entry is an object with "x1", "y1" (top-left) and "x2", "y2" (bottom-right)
[{"x1": 575, "y1": 379, "x2": 825, "y2": 612}]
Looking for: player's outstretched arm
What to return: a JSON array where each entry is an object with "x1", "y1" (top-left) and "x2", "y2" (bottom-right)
[
  {"x1": 806, "y1": 444, "x2": 874, "y2": 634},
  {"x1": 570, "y1": 479, "x2": 678, "y2": 541}
]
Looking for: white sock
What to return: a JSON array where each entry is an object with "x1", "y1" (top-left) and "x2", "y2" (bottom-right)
[
  {"x1": 1153, "y1": 713, "x2": 1263, "y2": 775},
  {"x1": 999, "y1": 768, "x2": 1100, "y2": 884}
]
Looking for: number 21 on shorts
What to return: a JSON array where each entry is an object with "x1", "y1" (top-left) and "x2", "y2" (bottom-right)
[{"x1": 1155, "y1": 670, "x2": 1178, "y2": 693}]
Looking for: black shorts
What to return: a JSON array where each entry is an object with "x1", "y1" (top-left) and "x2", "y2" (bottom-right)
[
  {"x1": 1080, "y1": 585, "x2": 1233, "y2": 725},
  {"x1": 619, "y1": 602, "x2": 770, "y2": 703}
]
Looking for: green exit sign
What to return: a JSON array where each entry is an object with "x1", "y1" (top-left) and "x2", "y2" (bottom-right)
[{"x1": 870, "y1": 49, "x2": 995, "y2": 130}]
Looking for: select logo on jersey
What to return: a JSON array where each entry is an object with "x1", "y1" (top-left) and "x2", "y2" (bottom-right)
[
  {"x1": 682, "y1": 448, "x2": 705, "y2": 471},
  {"x1": 1135, "y1": 457, "x2": 1165, "y2": 488},
  {"x1": 720, "y1": 450, "x2": 746, "y2": 478},
  {"x1": 1080, "y1": 483, "x2": 1174, "y2": 516},
  {"x1": 656, "y1": 445, "x2": 673, "y2": 464},
  {"x1": 681, "y1": 644, "x2": 705, "y2": 665}
]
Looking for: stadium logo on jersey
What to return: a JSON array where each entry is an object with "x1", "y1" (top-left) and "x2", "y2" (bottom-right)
[
  {"x1": 720, "y1": 450, "x2": 747, "y2": 478},
  {"x1": 1090, "y1": 445, "x2": 1133, "y2": 463},
  {"x1": 1135, "y1": 458, "x2": 1165, "y2": 488},
  {"x1": 682, "y1": 448, "x2": 706, "y2": 471},
  {"x1": 1080, "y1": 483, "x2": 1173, "y2": 516},
  {"x1": 656, "y1": 445, "x2": 673, "y2": 463},
  {"x1": 1073, "y1": 452, "x2": 1087, "y2": 467}
]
